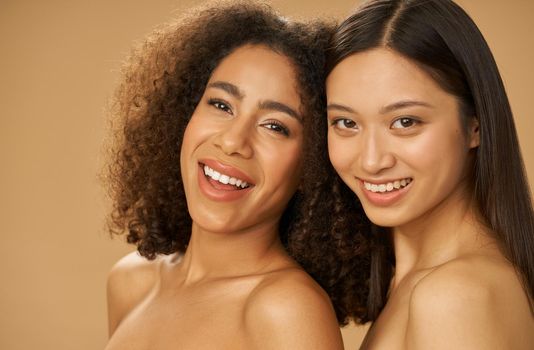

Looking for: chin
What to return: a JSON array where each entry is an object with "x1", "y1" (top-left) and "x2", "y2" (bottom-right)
[
  {"x1": 362, "y1": 207, "x2": 409, "y2": 229},
  {"x1": 189, "y1": 210, "x2": 238, "y2": 234}
]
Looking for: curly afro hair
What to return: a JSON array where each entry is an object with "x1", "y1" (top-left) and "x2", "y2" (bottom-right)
[{"x1": 106, "y1": 0, "x2": 373, "y2": 325}]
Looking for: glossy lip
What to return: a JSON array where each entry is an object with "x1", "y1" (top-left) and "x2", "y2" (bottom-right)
[
  {"x1": 358, "y1": 177, "x2": 412, "y2": 207},
  {"x1": 197, "y1": 159, "x2": 255, "y2": 202}
]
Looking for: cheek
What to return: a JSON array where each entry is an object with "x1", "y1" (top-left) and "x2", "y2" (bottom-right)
[
  {"x1": 179, "y1": 124, "x2": 193, "y2": 167},
  {"x1": 403, "y1": 127, "x2": 468, "y2": 182},
  {"x1": 181, "y1": 113, "x2": 217, "y2": 154},
  {"x1": 255, "y1": 137, "x2": 303, "y2": 197},
  {"x1": 180, "y1": 121, "x2": 197, "y2": 166},
  {"x1": 328, "y1": 132, "x2": 354, "y2": 174},
  {"x1": 179, "y1": 126, "x2": 195, "y2": 197},
  {"x1": 180, "y1": 115, "x2": 211, "y2": 179},
  {"x1": 265, "y1": 140, "x2": 302, "y2": 188}
]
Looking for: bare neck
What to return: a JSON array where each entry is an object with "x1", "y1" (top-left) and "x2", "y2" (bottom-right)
[
  {"x1": 176, "y1": 220, "x2": 292, "y2": 284},
  {"x1": 391, "y1": 185, "x2": 492, "y2": 288}
]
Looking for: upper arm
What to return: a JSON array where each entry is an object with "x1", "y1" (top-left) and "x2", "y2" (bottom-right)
[
  {"x1": 106, "y1": 251, "x2": 158, "y2": 337},
  {"x1": 244, "y1": 272, "x2": 344, "y2": 350},
  {"x1": 405, "y1": 267, "x2": 505, "y2": 350}
]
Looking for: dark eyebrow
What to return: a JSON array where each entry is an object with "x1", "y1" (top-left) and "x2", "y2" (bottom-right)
[
  {"x1": 327, "y1": 103, "x2": 356, "y2": 113},
  {"x1": 327, "y1": 100, "x2": 433, "y2": 115},
  {"x1": 207, "y1": 81, "x2": 300, "y2": 121},
  {"x1": 207, "y1": 81, "x2": 245, "y2": 100},
  {"x1": 259, "y1": 100, "x2": 302, "y2": 122},
  {"x1": 379, "y1": 100, "x2": 434, "y2": 114}
]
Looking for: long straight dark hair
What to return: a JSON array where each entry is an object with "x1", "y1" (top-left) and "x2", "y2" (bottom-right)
[{"x1": 327, "y1": 0, "x2": 534, "y2": 319}]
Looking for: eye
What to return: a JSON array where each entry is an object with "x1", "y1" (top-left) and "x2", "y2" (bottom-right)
[
  {"x1": 391, "y1": 116, "x2": 418, "y2": 129},
  {"x1": 331, "y1": 118, "x2": 358, "y2": 130},
  {"x1": 208, "y1": 98, "x2": 233, "y2": 114},
  {"x1": 261, "y1": 120, "x2": 290, "y2": 136}
]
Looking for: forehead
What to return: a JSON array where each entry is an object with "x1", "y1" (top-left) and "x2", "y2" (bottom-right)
[
  {"x1": 326, "y1": 48, "x2": 450, "y2": 106},
  {"x1": 210, "y1": 44, "x2": 297, "y2": 84},
  {"x1": 209, "y1": 45, "x2": 300, "y2": 102}
]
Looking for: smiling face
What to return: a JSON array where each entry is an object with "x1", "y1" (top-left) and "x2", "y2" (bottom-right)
[
  {"x1": 326, "y1": 48, "x2": 479, "y2": 228},
  {"x1": 180, "y1": 44, "x2": 303, "y2": 234}
]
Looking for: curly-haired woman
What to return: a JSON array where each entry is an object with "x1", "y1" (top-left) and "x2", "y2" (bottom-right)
[{"x1": 103, "y1": 2, "x2": 364, "y2": 349}]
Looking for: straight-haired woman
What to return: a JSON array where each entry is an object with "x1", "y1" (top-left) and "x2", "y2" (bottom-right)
[{"x1": 321, "y1": 0, "x2": 534, "y2": 348}]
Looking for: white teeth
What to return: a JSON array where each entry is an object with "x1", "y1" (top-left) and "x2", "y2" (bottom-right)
[
  {"x1": 364, "y1": 178, "x2": 412, "y2": 193},
  {"x1": 219, "y1": 175, "x2": 230, "y2": 184},
  {"x1": 203, "y1": 164, "x2": 250, "y2": 189}
]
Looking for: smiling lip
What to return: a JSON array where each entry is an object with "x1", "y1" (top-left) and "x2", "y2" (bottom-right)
[
  {"x1": 359, "y1": 178, "x2": 412, "y2": 207},
  {"x1": 200, "y1": 159, "x2": 255, "y2": 185},
  {"x1": 197, "y1": 159, "x2": 254, "y2": 202}
]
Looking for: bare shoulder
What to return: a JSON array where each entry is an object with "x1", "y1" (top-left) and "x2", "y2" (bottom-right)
[
  {"x1": 243, "y1": 267, "x2": 343, "y2": 350},
  {"x1": 106, "y1": 251, "x2": 164, "y2": 336},
  {"x1": 406, "y1": 255, "x2": 534, "y2": 349}
]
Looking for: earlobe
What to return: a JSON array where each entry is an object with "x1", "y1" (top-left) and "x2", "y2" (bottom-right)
[{"x1": 468, "y1": 117, "x2": 480, "y2": 149}]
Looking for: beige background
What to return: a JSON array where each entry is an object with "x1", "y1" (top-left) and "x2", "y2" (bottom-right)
[{"x1": 1, "y1": 0, "x2": 532, "y2": 349}]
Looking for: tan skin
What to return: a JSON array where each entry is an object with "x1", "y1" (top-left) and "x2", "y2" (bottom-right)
[
  {"x1": 327, "y1": 48, "x2": 534, "y2": 350},
  {"x1": 106, "y1": 45, "x2": 343, "y2": 350}
]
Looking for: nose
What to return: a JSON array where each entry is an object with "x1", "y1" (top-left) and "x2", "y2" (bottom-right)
[
  {"x1": 359, "y1": 130, "x2": 395, "y2": 175},
  {"x1": 212, "y1": 117, "x2": 254, "y2": 158}
]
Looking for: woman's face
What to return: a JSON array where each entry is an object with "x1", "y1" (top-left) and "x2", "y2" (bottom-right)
[
  {"x1": 326, "y1": 48, "x2": 479, "y2": 228},
  {"x1": 180, "y1": 44, "x2": 304, "y2": 234}
]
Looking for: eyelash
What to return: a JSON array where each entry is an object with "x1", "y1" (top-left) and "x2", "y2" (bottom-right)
[
  {"x1": 207, "y1": 98, "x2": 290, "y2": 136},
  {"x1": 207, "y1": 98, "x2": 233, "y2": 114},
  {"x1": 331, "y1": 118, "x2": 358, "y2": 130},
  {"x1": 261, "y1": 119, "x2": 290, "y2": 136},
  {"x1": 390, "y1": 116, "x2": 420, "y2": 129},
  {"x1": 330, "y1": 117, "x2": 421, "y2": 130}
]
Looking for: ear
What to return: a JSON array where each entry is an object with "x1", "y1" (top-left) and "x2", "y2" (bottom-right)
[{"x1": 468, "y1": 117, "x2": 480, "y2": 149}]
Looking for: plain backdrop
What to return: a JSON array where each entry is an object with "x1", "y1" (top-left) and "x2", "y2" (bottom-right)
[{"x1": 1, "y1": 0, "x2": 532, "y2": 349}]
